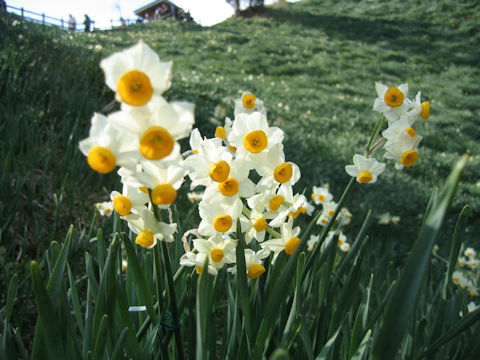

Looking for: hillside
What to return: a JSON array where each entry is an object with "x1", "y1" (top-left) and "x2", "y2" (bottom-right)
[{"x1": 1, "y1": 0, "x2": 479, "y2": 270}]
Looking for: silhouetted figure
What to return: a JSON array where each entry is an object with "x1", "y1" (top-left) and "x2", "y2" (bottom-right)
[
  {"x1": 68, "y1": 14, "x2": 76, "y2": 31},
  {"x1": 120, "y1": 17, "x2": 126, "y2": 27},
  {"x1": 84, "y1": 14, "x2": 91, "y2": 32}
]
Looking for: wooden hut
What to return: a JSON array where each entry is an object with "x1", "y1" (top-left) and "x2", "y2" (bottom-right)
[{"x1": 134, "y1": 1, "x2": 194, "y2": 22}]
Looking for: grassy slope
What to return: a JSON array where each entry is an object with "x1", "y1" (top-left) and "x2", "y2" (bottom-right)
[{"x1": 1, "y1": 0, "x2": 479, "y2": 285}]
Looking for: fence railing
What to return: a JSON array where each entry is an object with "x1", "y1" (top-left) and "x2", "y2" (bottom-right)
[{"x1": 4, "y1": 4, "x2": 139, "y2": 31}]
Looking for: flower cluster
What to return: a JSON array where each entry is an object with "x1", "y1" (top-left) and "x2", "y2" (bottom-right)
[
  {"x1": 180, "y1": 91, "x2": 310, "y2": 276},
  {"x1": 79, "y1": 41, "x2": 195, "y2": 248},
  {"x1": 307, "y1": 184, "x2": 352, "y2": 252},
  {"x1": 452, "y1": 246, "x2": 479, "y2": 299},
  {"x1": 345, "y1": 82, "x2": 430, "y2": 183}
]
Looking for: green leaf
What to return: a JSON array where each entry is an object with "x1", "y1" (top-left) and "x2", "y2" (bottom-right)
[
  {"x1": 196, "y1": 256, "x2": 211, "y2": 360},
  {"x1": 92, "y1": 314, "x2": 109, "y2": 360},
  {"x1": 47, "y1": 226, "x2": 73, "y2": 308},
  {"x1": 372, "y1": 155, "x2": 468, "y2": 360},
  {"x1": 31, "y1": 261, "x2": 66, "y2": 359},
  {"x1": 67, "y1": 264, "x2": 84, "y2": 336},
  {"x1": 235, "y1": 219, "x2": 253, "y2": 349},
  {"x1": 315, "y1": 315, "x2": 346, "y2": 360},
  {"x1": 415, "y1": 307, "x2": 480, "y2": 359},
  {"x1": 96, "y1": 228, "x2": 106, "y2": 275},
  {"x1": 122, "y1": 233, "x2": 156, "y2": 320},
  {"x1": 110, "y1": 327, "x2": 129, "y2": 359},
  {"x1": 92, "y1": 235, "x2": 119, "y2": 343},
  {"x1": 442, "y1": 205, "x2": 471, "y2": 299},
  {"x1": 83, "y1": 275, "x2": 94, "y2": 358},
  {"x1": 351, "y1": 329, "x2": 372, "y2": 360},
  {"x1": 2, "y1": 274, "x2": 18, "y2": 356},
  {"x1": 269, "y1": 348, "x2": 291, "y2": 360}
]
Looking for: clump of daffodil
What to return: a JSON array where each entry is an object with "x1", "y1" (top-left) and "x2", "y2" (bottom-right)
[
  {"x1": 80, "y1": 41, "x2": 194, "y2": 249},
  {"x1": 181, "y1": 90, "x2": 312, "y2": 277},
  {"x1": 345, "y1": 81, "x2": 430, "y2": 182},
  {"x1": 452, "y1": 245, "x2": 479, "y2": 298}
]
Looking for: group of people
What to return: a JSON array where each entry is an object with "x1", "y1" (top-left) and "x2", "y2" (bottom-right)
[{"x1": 68, "y1": 14, "x2": 92, "y2": 32}]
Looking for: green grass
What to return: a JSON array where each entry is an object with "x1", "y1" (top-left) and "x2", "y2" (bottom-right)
[{"x1": 1, "y1": 0, "x2": 479, "y2": 353}]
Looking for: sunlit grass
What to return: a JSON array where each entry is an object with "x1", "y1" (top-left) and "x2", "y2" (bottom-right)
[{"x1": 0, "y1": 0, "x2": 479, "y2": 352}]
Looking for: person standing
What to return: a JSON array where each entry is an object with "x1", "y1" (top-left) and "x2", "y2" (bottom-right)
[
  {"x1": 68, "y1": 14, "x2": 76, "y2": 31},
  {"x1": 84, "y1": 14, "x2": 91, "y2": 32}
]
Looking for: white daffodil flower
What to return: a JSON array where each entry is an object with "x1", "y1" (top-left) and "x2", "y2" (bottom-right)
[
  {"x1": 110, "y1": 183, "x2": 149, "y2": 216},
  {"x1": 261, "y1": 217, "x2": 301, "y2": 262},
  {"x1": 201, "y1": 157, "x2": 255, "y2": 204},
  {"x1": 255, "y1": 143, "x2": 301, "y2": 190},
  {"x1": 94, "y1": 201, "x2": 113, "y2": 217},
  {"x1": 316, "y1": 201, "x2": 338, "y2": 226},
  {"x1": 129, "y1": 159, "x2": 186, "y2": 208},
  {"x1": 373, "y1": 82, "x2": 411, "y2": 123},
  {"x1": 184, "y1": 130, "x2": 233, "y2": 189},
  {"x1": 228, "y1": 111, "x2": 284, "y2": 162},
  {"x1": 79, "y1": 113, "x2": 138, "y2": 174},
  {"x1": 227, "y1": 248, "x2": 270, "y2": 279},
  {"x1": 124, "y1": 208, "x2": 177, "y2": 248},
  {"x1": 192, "y1": 234, "x2": 237, "y2": 271},
  {"x1": 383, "y1": 131, "x2": 422, "y2": 170},
  {"x1": 311, "y1": 185, "x2": 333, "y2": 205},
  {"x1": 345, "y1": 154, "x2": 385, "y2": 184},
  {"x1": 100, "y1": 41, "x2": 172, "y2": 106},
  {"x1": 198, "y1": 197, "x2": 244, "y2": 236},
  {"x1": 234, "y1": 92, "x2": 267, "y2": 117}
]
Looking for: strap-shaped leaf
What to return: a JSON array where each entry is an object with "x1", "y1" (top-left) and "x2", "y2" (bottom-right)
[
  {"x1": 372, "y1": 155, "x2": 468, "y2": 359},
  {"x1": 31, "y1": 261, "x2": 66, "y2": 359},
  {"x1": 442, "y1": 205, "x2": 471, "y2": 299}
]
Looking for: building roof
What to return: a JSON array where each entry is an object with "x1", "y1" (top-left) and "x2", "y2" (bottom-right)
[{"x1": 134, "y1": 0, "x2": 177, "y2": 16}]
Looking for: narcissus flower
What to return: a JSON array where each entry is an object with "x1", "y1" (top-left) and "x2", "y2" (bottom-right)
[
  {"x1": 405, "y1": 91, "x2": 430, "y2": 123},
  {"x1": 192, "y1": 234, "x2": 237, "y2": 271},
  {"x1": 345, "y1": 154, "x2": 385, "y2": 184},
  {"x1": 94, "y1": 201, "x2": 113, "y2": 217},
  {"x1": 79, "y1": 113, "x2": 138, "y2": 174},
  {"x1": 383, "y1": 131, "x2": 422, "y2": 169},
  {"x1": 129, "y1": 159, "x2": 186, "y2": 208},
  {"x1": 110, "y1": 183, "x2": 149, "y2": 216},
  {"x1": 108, "y1": 100, "x2": 193, "y2": 161},
  {"x1": 198, "y1": 197, "x2": 244, "y2": 236},
  {"x1": 100, "y1": 41, "x2": 172, "y2": 106},
  {"x1": 124, "y1": 208, "x2": 177, "y2": 248},
  {"x1": 234, "y1": 91, "x2": 267, "y2": 116},
  {"x1": 316, "y1": 201, "x2": 338, "y2": 226},
  {"x1": 311, "y1": 185, "x2": 333, "y2": 205},
  {"x1": 373, "y1": 82, "x2": 410, "y2": 123},
  {"x1": 255, "y1": 144, "x2": 301, "y2": 190},
  {"x1": 261, "y1": 217, "x2": 301, "y2": 261},
  {"x1": 228, "y1": 111, "x2": 284, "y2": 160},
  {"x1": 228, "y1": 248, "x2": 270, "y2": 279}
]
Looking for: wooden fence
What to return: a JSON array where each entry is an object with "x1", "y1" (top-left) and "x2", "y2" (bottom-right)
[{"x1": 4, "y1": 4, "x2": 138, "y2": 31}]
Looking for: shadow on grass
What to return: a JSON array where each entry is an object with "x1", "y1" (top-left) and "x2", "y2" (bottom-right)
[{"x1": 260, "y1": 7, "x2": 480, "y2": 69}]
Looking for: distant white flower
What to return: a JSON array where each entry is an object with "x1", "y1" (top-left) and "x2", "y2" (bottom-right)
[
  {"x1": 234, "y1": 92, "x2": 267, "y2": 116},
  {"x1": 95, "y1": 201, "x2": 113, "y2": 217}
]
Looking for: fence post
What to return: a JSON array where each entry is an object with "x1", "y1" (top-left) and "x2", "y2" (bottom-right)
[
  {"x1": 21, "y1": 7, "x2": 24, "y2": 18},
  {"x1": 61, "y1": 19, "x2": 64, "y2": 28},
  {"x1": 42, "y1": 13, "x2": 45, "y2": 24}
]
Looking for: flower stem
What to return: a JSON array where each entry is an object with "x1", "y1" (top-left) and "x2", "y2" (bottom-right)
[{"x1": 161, "y1": 241, "x2": 185, "y2": 360}]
